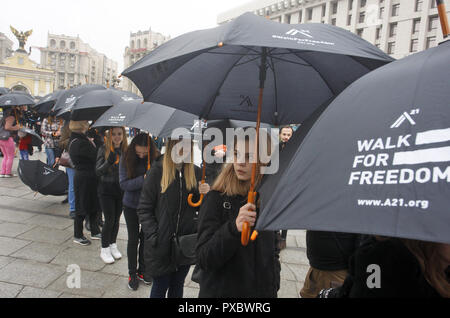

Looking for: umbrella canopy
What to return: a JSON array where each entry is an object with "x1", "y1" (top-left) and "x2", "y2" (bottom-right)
[
  {"x1": 122, "y1": 12, "x2": 393, "y2": 125},
  {"x1": 18, "y1": 160, "x2": 68, "y2": 196},
  {"x1": 52, "y1": 84, "x2": 106, "y2": 118},
  {"x1": 19, "y1": 127, "x2": 43, "y2": 146},
  {"x1": 256, "y1": 40, "x2": 450, "y2": 244},
  {"x1": 32, "y1": 90, "x2": 65, "y2": 115},
  {"x1": 0, "y1": 87, "x2": 10, "y2": 96},
  {"x1": 62, "y1": 88, "x2": 141, "y2": 121},
  {"x1": 0, "y1": 93, "x2": 35, "y2": 108}
]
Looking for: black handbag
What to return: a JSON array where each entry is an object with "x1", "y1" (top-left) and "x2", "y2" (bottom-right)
[
  {"x1": 171, "y1": 233, "x2": 197, "y2": 266},
  {"x1": 0, "y1": 119, "x2": 11, "y2": 140}
]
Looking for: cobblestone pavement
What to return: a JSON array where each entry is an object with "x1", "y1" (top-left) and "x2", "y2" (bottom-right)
[{"x1": 0, "y1": 151, "x2": 308, "y2": 298}]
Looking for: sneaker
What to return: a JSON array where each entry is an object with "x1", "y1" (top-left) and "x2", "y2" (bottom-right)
[
  {"x1": 128, "y1": 274, "x2": 139, "y2": 291},
  {"x1": 100, "y1": 247, "x2": 115, "y2": 264},
  {"x1": 73, "y1": 237, "x2": 91, "y2": 246},
  {"x1": 90, "y1": 233, "x2": 101, "y2": 240},
  {"x1": 138, "y1": 273, "x2": 152, "y2": 285},
  {"x1": 0, "y1": 175, "x2": 4, "y2": 178},
  {"x1": 69, "y1": 211, "x2": 76, "y2": 219},
  {"x1": 109, "y1": 243, "x2": 122, "y2": 260},
  {"x1": 3, "y1": 174, "x2": 17, "y2": 178}
]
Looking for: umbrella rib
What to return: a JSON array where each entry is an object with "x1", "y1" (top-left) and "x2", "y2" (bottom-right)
[
  {"x1": 287, "y1": 49, "x2": 337, "y2": 95},
  {"x1": 235, "y1": 56, "x2": 261, "y2": 67},
  {"x1": 267, "y1": 55, "x2": 311, "y2": 67},
  {"x1": 267, "y1": 55, "x2": 280, "y2": 126},
  {"x1": 201, "y1": 50, "x2": 253, "y2": 119}
]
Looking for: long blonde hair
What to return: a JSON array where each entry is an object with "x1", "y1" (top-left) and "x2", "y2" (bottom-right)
[
  {"x1": 104, "y1": 127, "x2": 128, "y2": 160},
  {"x1": 161, "y1": 139, "x2": 197, "y2": 193},
  {"x1": 401, "y1": 239, "x2": 450, "y2": 297}
]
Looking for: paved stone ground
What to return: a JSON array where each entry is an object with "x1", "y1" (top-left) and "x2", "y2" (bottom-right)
[{"x1": 0, "y1": 151, "x2": 309, "y2": 298}]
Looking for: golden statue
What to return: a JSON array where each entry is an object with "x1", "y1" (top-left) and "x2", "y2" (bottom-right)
[{"x1": 10, "y1": 26, "x2": 33, "y2": 52}]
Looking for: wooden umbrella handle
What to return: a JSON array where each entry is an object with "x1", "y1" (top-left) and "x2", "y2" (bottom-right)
[
  {"x1": 188, "y1": 159, "x2": 207, "y2": 207},
  {"x1": 437, "y1": 0, "x2": 450, "y2": 38},
  {"x1": 241, "y1": 191, "x2": 257, "y2": 246}
]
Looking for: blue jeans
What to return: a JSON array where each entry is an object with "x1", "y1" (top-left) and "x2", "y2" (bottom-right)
[
  {"x1": 45, "y1": 148, "x2": 56, "y2": 167},
  {"x1": 20, "y1": 150, "x2": 29, "y2": 160},
  {"x1": 66, "y1": 167, "x2": 75, "y2": 212},
  {"x1": 150, "y1": 265, "x2": 190, "y2": 298}
]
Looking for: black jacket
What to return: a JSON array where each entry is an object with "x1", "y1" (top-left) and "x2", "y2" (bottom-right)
[
  {"x1": 96, "y1": 145, "x2": 122, "y2": 196},
  {"x1": 327, "y1": 238, "x2": 441, "y2": 298},
  {"x1": 196, "y1": 190, "x2": 281, "y2": 298},
  {"x1": 69, "y1": 132, "x2": 97, "y2": 174},
  {"x1": 137, "y1": 161, "x2": 202, "y2": 277}
]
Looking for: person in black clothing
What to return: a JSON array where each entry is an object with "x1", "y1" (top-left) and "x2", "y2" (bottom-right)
[
  {"x1": 68, "y1": 120, "x2": 101, "y2": 246},
  {"x1": 96, "y1": 127, "x2": 128, "y2": 264},
  {"x1": 318, "y1": 237, "x2": 450, "y2": 298},
  {"x1": 196, "y1": 132, "x2": 281, "y2": 298},
  {"x1": 119, "y1": 133, "x2": 160, "y2": 290},
  {"x1": 137, "y1": 138, "x2": 210, "y2": 298},
  {"x1": 300, "y1": 230, "x2": 361, "y2": 298}
]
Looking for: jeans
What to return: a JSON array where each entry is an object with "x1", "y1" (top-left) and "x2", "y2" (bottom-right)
[
  {"x1": 99, "y1": 193, "x2": 122, "y2": 248},
  {"x1": 66, "y1": 167, "x2": 75, "y2": 212},
  {"x1": 123, "y1": 206, "x2": 145, "y2": 276},
  {"x1": 150, "y1": 265, "x2": 190, "y2": 298},
  {"x1": 0, "y1": 137, "x2": 15, "y2": 175},
  {"x1": 45, "y1": 147, "x2": 56, "y2": 167},
  {"x1": 20, "y1": 149, "x2": 29, "y2": 160}
]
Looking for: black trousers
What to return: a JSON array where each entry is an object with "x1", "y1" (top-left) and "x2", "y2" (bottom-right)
[
  {"x1": 123, "y1": 206, "x2": 145, "y2": 276},
  {"x1": 99, "y1": 193, "x2": 123, "y2": 248},
  {"x1": 74, "y1": 170, "x2": 100, "y2": 238}
]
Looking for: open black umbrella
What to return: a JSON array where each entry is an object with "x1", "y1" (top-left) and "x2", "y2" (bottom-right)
[
  {"x1": 18, "y1": 160, "x2": 68, "y2": 196},
  {"x1": 0, "y1": 87, "x2": 10, "y2": 96},
  {"x1": 0, "y1": 93, "x2": 35, "y2": 108},
  {"x1": 256, "y1": 39, "x2": 450, "y2": 245},
  {"x1": 19, "y1": 127, "x2": 43, "y2": 146},
  {"x1": 52, "y1": 84, "x2": 106, "y2": 118},
  {"x1": 61, "y1": 88, "x2": 141, "y2": 121},
  {"x1": 122, "y1": 12, "x2": 394, "y2": 245},
  {"x1": 32, "y1": 90, "x2": 65, "y2": 115}
]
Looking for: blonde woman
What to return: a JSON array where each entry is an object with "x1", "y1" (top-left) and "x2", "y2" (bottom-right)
[
  {"x1": 96, "y1": 127, "x2": 128, "y2": 264},
  {"x1": 68, "y1": 120, "x2": 100, "y2": 246},
  {"x1": 196, "y1": 131, "x2": 281, "y2": 298},
  {"x1": 137, "y1": 138, "x2": 210, "y2": 298}
]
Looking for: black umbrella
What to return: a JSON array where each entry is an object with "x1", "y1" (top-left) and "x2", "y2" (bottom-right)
[
  {"x1": 0, "y1": 93, "x2": 35, "y2": 108},
  {"x1": 19, "y1": 127, "x2": 43, "y2": 146},
  {"x1": 122, "y1": 12, "x2": 394, "y2": 245},
  {"x1": 32, "y1": 90, "x2": 65, "y2": 115},
  {"x1": 52, "y1": 84, "x2": 106, "y2": 118},
  {"x1": 62, "y1": 88, "x2": 141, "y2": 121},
  {"x1": 0, "y1": 87, "x2": 10, "y2": 96},
  {"x1": 18, "y1": 160, "x2": 68, "y2": 196},
  {"x1": 256, "y1": 40, "x2": 450, "y2": 245}
]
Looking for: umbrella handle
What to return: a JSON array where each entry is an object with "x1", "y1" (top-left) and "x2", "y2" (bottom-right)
[
  {"x1": 241, "y1": 191, "x2": 257, "y2": 246},
  {"x1": 188, "y1": 193, "x2": 204, "y2": 207}
]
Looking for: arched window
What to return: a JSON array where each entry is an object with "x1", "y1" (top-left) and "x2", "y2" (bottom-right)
[
  {"x1": 144, "y1": 38, "x2": 148, "y2": 48},
  {"x1": 50, "y1": 39, "x2": 56, "y2": 48},
  {"x1": 137, "y1": 39, "x2": 141, "y2": 49},
  {"x1": 60, "y1": 40, "x2": 66, "y2": 49},
  {"x1": 70, "y1": 41, "x2": 76, "y2": 50},
  {"x1": 131, "y1": 40, "x2": 135, "y2": 49}
]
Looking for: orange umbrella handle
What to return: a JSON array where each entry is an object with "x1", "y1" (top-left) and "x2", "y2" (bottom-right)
[
  {"x1": 241, "y1": 191, "x2": 257, "y2": 246},
  {"x1": 188, "y1": 193, "x2": 204, "y2": 207}
]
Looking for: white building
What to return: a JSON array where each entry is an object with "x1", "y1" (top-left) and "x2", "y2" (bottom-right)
[
  {"x1": 0, "y1": 32, "x2": 13, "y2": 64},
  {"x1": 39, "y1": 34, "x2": 118, "y2": 89},
  {"x1": 122, "y1": 28, "x2": 170, "y2": 95},
  {"x1": 218, "y1": 0, "x2": 450, "y2": 59}
]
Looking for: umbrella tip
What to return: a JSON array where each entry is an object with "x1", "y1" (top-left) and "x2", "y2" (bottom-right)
[{"x1": 218, "y1": 42, "x2": 224, "y2": 47}]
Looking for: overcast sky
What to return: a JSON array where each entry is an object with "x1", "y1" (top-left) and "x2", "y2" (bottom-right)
[{"x1": 1, "y1": 0, "x2": 249, "y2": 72}]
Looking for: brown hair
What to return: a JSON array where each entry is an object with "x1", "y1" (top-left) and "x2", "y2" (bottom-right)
[
  {"x1": 69, "y1": 120, "x2": 89, "y2": 134},
  {"x1": 124, "y1": 133, "x2": 159, "y2": 179},
  {"x1": 401, "y1": 239, "x2": 450, "y2": 298},
  {"x1": 161, "y1": 139, "x2": 197, "y2": 194},
  {"x1": 104, "y1": 127, "x2": 128, "y2": 161}
]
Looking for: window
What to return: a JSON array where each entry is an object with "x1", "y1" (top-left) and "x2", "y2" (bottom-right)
[
  {"x1": 387, "y1": 42, "x2": 395, "y2": 54},
  {"x1": 359, "y1": 12, "x2": 365, "y2": 23},
  {"x1": 410, "y1": 39, "x2": 419, "y2": 52},
  {"x1": 60, "y1": 40, "x2": 66, "y2": 49},
  {"x1": 50, "y1": 39, "x2": 56, "y2": 48},
  {"x1": 137, "y1": 39, "x2": 141, "y2": 49},
  {"x1": 415, "y1": 0, "x2": 423, "y2": 12},
  {"x1": 426, "y1": 36, "x2": 436, "y2": 49},
  {"x1": 144, "y1": 38, "x2": 148, "y2": 48},
  {"x1": 131, "y1": 40, "x2": 135, "y2": 49},
  {"x1": 392, "y1": 4, "x2": 400, "y2": 17},
  {"x1": 307, "y1": 8, "x2": 313, "y2": 20},
  {"x1": 428, "y1": 15, "x2": 438, "y2": 31},
  {"x1": 70, "y1": 41, "x2": 75, "y2": 50},
  {"x1": 431, "y1": 0, "x2": 437, "y2": 9},
  {"x1": 331, "y1": 18, "x2": 337, "y2": 25},
  {"x1": 331, "y1": 1, "x2": 338, "y2": 14},
  {"x1": 376, "y1": 26, "x2": 382, "y2": 39},
  {"x1": 349, "y1": 0, "x2": 353, "y2": 11},
  {"x1": 322, "y1": 4, "x2": 326, "y2": 17},
  {"x1": 360, "y1": 0, "x2": 366, "y2": 7},
  {"x1": 347, "y1": 14, "x2": 352, "y2": 26},
  {"x1": 285, "y1": 14, "x2": 292, "y2": 24},
  {"x1": 357, "y1": 28, "x2": 364, "y2": 37},
  {"x1": 379, "y1": 7, "x2": 384, "y2": 19},
  {"x1": 389, "y1": 22, "x2": 397, "y2": 37},
  {"x1": 298, "y1": 10, "x2": 302, "y2": 23},
  {"x1": 412, "y1": 18, "x2": 421, "y2": 34}
]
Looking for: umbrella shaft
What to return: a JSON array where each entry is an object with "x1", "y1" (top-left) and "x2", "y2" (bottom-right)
[{"x1": 437, "y1": 0, "x2": 450, "y2": 38}]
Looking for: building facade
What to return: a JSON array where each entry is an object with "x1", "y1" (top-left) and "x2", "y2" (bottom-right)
[
  {"x1": 0, "y1": 32, "x2": 13, "y2": 64},
  {"x1": 122, "y1": 28, "x2": 170, "y2": 95},
  {"x1": 218, "y1": 0, "x2": 450, "y2": 59},
  {"x1": 39, "y1": 34, "x2": 118, "y2": 89}
]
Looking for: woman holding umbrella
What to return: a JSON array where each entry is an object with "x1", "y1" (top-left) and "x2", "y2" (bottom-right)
[
  {"x1": 137, "y1": 138, "x2": 210, "y2": 298},
  {"x1": 119, "y1": 133, "x2": 160, "y2": 290},
  {"x1": 96, "y1": 127, "x2": 128, "y2": 264},
  {"x1": 0, "y1": 107, "x2": 21, "y2": 177},
  {"x1": 196, "y1": 130, "x2": 281, "y2": 298},
  {"x1": 41, "y1": 114, "x2": 63, "y2": 167}
]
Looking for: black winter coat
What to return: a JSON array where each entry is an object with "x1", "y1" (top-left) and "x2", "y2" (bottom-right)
[
  {"x1": 196, "y1": 190, "x2": 281, "y2": 298},
  {"x1": 96, "y1": 145, "x2": 122, "y2": 196},
  {"x1": 69, "y1": 132, "x2": 97, "y2": 174},
  {"x1": 137, "y1": 161, "x2": 202, "y2": 277}
]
